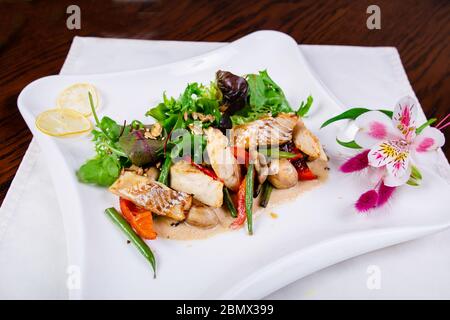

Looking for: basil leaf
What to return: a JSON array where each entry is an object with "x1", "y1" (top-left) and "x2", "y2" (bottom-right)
[{"x1": 77, "y1": 155, "x2": 121, "y2": 187}]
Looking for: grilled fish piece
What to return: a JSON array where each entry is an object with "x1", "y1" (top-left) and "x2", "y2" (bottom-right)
[
  {"x1": 109, "y1": 171, "x2": 192, "y2": 221},
  {"x1": 231, "y1": 113, "x2": 298, "y2": 148},
  {"x1": 204, "y1": 127, "x2": 241, "y2": 192},
  {"x1": 170, "y1": 160, "x2": 224, "y2": 208},
  {"x1": 293, "y1": 118, "x2": 326, "y2": 161}
]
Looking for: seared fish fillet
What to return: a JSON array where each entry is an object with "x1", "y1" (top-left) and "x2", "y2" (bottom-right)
[
  {"x1": 109, "y1": 171, "x2": 192, "y2": 221},
  {"x1": 293, "y1": 118, "x2": 326, "y2": 161},
  {"x1": 231, "y1": 113, "x2": 298, "y2": 148},
  {"x1": 170, "y1": 160, "x2": 224, "y2": 208},
  {"x1": 204, "y1": 127, "x2": 242, "y2": 192}
]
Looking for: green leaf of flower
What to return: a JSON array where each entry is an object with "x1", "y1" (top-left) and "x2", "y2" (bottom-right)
[
  {"x1": 321, "y1": 108, "x2": 393, "y2": 128},
  {"x1": 416, "y1": 118, "x2": 437, "y2": 134},
  {"x1": 336, "y1": 138, "x2": 362, "y2": 149}
]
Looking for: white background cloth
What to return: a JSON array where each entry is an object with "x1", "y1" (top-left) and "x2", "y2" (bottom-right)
[{"x1": 0, "y1": 37, "x2": 449, "y2": 299}]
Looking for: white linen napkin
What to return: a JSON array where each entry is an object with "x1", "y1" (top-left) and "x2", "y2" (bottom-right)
[{"x1": 1, "y1": 37, "x2": 449, "y2": 299}]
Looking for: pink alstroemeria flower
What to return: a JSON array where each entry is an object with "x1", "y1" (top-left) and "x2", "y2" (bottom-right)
[{"x1": 354, "y1": 96, "x2": 445, "y2": 187}]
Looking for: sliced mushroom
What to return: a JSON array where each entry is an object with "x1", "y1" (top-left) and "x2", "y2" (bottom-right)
[
  {"x1": 268, "y1": 159, "x2": 298, "y2": 189},
  {"x1": 144, "y1": 167, "x2": 160, "y2": 181},
  {"x1": 293, "y1": 119, "x2": 322, "y2": 160},
  {"x1": 250, "y1": 149, "x2": 270, "y2": 184},
  {"x1": 186, "y1": 206, "x2": 219, "y2": 229}
]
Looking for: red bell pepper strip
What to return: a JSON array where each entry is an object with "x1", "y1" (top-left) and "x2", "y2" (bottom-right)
[
  {"x1": 230, "y1": 177, "x2": 247, "y2": 229},
  {"x1": 296, "y1": 165, "x2": 317, "y2": 180},
  {"x1": 232, "y1": 146, "x2": 250, "y2": 166},
  {"x1": 191, "y1": 161, "x2": 221, "y2": 181},
  {"x1": 183, "y1": 156, "x2": 223, "y2": 182},
  {"x1": 119, "y1": 198, "x2": 157, "y2": 240}
]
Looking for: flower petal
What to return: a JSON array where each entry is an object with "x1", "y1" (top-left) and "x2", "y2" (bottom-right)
[
  {"x1": 413, "y1": 126, "x2": 445, "y2": 153},
  {"x1": 354, "y1": 111, "x2": 398, "y2": 148},
  {"x1": 368, "y1": 140, "x2": 408, "y2": 168},
  {"x1": 393, "y1": 96, "x2": 418, "y2": 140},
  {"x1": 386, "y1": 149, "x2": 410, "y2": 179},
  {"x1": 377, "y1": 182, "x2": 396, "y2": 207},
  {"x1": 383, "y1": 164, "x2": 411, "y2": 187},
  {"x1": 340, "y1": 150, "x2": 370, "y2": 173},
  {"x1": 355, "y1": 189, "x2": 378, "y2": 213}
]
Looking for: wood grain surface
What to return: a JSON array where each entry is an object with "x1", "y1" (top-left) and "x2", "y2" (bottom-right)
[{"x1": 0, "y1": 0, "x2": 449, "y2": 204}]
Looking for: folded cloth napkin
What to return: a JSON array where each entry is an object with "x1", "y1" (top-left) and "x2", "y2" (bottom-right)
[{"x1": 1, "y1": 37, "x2": 449, "y2": 299}]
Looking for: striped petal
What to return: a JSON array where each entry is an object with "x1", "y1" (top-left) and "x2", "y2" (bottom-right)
[
  {"x1": 368, "y1": 140, "x2": 410, "y2": 185},
  {"x1": 393, "y1": 96, "x2": 418, "y2": 140},
  {"x1": 354, "y1": 111, "x2": 399, "y2": 148},
  {"x1": 413, "y1": 126, "x2": 445, "y2": 153},
  {"x1": 384, "y1": 164, "x2": 411, "y2": 187}
]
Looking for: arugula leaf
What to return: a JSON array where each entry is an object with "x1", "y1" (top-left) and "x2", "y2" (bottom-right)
[
  {"x1": 146, "y1": 82, "x2": 221, "y2": 132},
  {"x1": 231, "y1": 70, "x2": 293, "y2": 125},
  {"x1": 297, "y1": 95, "x2": 313, "y2": 117},
  {"x1": 247, "y1": 73, "x2": 266, "y2": 109},
  {"x1": 77, "y1": 92, "x2": 130, "y2": 187}
]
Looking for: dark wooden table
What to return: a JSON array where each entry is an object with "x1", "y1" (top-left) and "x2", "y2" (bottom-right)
[{"x1": 1, "y1": 0, "x2": 449, "y2": 204}]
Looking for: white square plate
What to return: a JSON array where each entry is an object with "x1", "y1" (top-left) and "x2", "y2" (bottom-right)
[{"x1": 18, "y1": 31, "x2": 450, "y2": 299}]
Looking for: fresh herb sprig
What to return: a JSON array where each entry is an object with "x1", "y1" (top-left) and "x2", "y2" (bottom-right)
[
  {"x1": 146, "y1": 82, "x2": 221, "y2": 133},
  {"x1": 76, "y1": 92, "x2": 129, "y2": 187},
  {"x1": 231, "y1": 70, "x2": 314, "y2": 125}
]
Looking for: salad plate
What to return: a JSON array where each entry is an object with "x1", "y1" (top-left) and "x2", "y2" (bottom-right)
[{"x1": 17, "y1": 31, "x2": 450, "y2": 299}]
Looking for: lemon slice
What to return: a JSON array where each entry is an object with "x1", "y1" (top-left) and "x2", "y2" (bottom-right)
[
  {"x1": 57, "y1": 83, "x2": 99, "y2": 116},
  {"x1": 35, "y1": 109, "x2": 91, "y2": 137}
]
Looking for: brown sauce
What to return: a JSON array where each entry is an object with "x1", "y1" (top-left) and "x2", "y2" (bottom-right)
[{"x1": 153, "y1": 159, "x2": 329, "y2": 240}]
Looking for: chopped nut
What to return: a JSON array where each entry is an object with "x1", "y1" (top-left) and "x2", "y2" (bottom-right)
[
  {"x1": 183, "y1": 112, "x2": 189, "y2": 121},
  {"x1": 144, "y1": 167, "x2": 160, "y2": 181},
  {"x1": 188, "y1": 122, "x2": 203, "y2": 135},
  {"x1": 125, "y1": 165, "x2": 144, "y2": 176},
  {"x1": 203, "y1": 114, "x2": 215, "y2": 122},
  {"x1": 191, "y1": 112, "x2": 215, "y2": 123},
  {"x1": 150, "y1": 123, "x2": 162, "y2": 137},
  {"x1": 144, "y1": 131, "x2": 156, "y2": 139},
  {"x1": 219, "y1": 104, "x2": 228, "y2": 112}
]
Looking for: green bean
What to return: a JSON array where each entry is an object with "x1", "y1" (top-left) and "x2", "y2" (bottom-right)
[
  {"x1": 259, "y1": 148, "x2": 298, "y2": 159},
  {"x1": 223, "y1": 188, "x2": 237, "y2": 218},
  {"x1": 260, "y1": 181, "x2": 273, "y2": 208},
  {"x1": 277, "y1": 151, "x2": 299, "y2": 159},
  {"x1": 158, "y1": 157, "x2": 171, "y2": 185},
  {"x1": 245, "y1": 164, "x2": 254, "y2": 235},
  {"x1": 105, "y1": 207, "x2": 156, "y2": 277}
]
